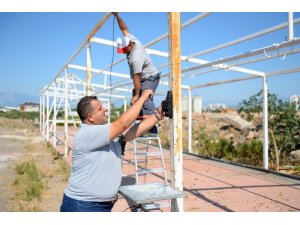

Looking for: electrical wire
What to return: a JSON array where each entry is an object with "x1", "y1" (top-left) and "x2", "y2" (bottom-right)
[{"x1": 108, "y1": 15, "x2": 116, "y2": 114}]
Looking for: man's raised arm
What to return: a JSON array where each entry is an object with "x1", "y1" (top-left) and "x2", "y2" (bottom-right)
[{"x1": 113, "y1": 12, "x2": 130, "y2": 36}]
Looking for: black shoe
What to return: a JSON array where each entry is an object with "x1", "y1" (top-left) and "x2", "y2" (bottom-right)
[
  {"x1": 149, "y1": 125, "x2": 158, "y2": 134},
  {"x1": 142, "y1": 125, "x2": 158, "y2": 137}
]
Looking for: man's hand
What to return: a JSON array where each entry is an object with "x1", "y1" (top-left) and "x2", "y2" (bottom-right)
[
  {"x1": 131, "y1": 95, "x2": 139, "y2": 105},
  {"x1": 112, "y1": 12, "x2": 118, "y2": 17},
  {"x1": 140, "y1": 90, "x2": 154, "y2": 101},
  {"x1": 156, "y1": 106, "x2": 165, "y2": 119}
]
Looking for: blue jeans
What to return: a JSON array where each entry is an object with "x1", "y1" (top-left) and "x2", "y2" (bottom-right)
[{"x1": 60, "y1": 194, "x2": 114, "y2": 212}]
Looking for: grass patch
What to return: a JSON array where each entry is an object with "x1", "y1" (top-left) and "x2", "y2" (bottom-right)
[
  {"x1": 14, "y1": 159, "x2": 44, "y2": 202},
  {"x1": 56, "y1": 160, "x2": 70, "y2": 182},
  {"x1": 44, "y1": 141, "x2": 70, "y2": 181}
]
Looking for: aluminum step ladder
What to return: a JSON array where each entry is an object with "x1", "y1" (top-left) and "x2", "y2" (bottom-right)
[{"x1": 132, "y1": 132, "x2": 171, "y2": 211}]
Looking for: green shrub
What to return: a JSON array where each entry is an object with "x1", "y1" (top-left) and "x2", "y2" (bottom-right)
[
  {"x1": 0, "y1": 110, "x2": 39, "y2": 120},
  {"x1": 14, "y1": 159, "x2": 44, "y2": 201},
  {"x1": 238, "y1": 90, "x2": 300, "y2": 166},
  {"x1": 197, "y1": 138, "x2": 239, "y2": 161},
  {"x1": 239, "y1": 140, "x2": 263, "y2": 166}
]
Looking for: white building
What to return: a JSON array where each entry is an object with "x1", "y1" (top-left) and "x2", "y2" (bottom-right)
[
  {"x1": 290, "y1": 95, "x2": 300, "y2": 110},
  {"x1": 0, "y1": 106, "x2": 19, "y2": 112},
  {"x1": 182, "y1": 95, "x2": 202, "y2": 113},
  {"x1": 204, "y1": 103, "x2": 226, "y2": 112},
  {"x1": 19, "y1": 102, "x2": 39, "y2": 112}
]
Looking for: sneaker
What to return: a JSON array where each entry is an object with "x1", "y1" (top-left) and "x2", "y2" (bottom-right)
[{"x1": 149, "y1": 125, "x2": 158, "y2": 134}]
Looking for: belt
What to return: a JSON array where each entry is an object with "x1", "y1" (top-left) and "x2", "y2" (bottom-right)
[{"x1": 99, "y1": 195, "x2": 118, "y2": 205}]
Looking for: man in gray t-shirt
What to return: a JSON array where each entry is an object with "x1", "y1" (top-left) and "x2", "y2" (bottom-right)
[
  {"x1": 60, "y1": 90, "x2": 165, "y2": 212},
  {"x1": 113, "y1": 13, "x2": 160, "y2": 135}
]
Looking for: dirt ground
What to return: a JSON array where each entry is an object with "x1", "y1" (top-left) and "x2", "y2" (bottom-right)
[{"x1": 0, "y1": 117, "x2": 68, "y2": 212}]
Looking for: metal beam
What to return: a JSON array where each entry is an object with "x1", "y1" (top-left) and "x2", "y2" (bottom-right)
[
  {"x1": 169, "y1": 12, "x2": 184, "y2": 212},
  {"x1": 262, "y1": 76, "x2": 269, "y2": 169},
  {"x1": 44, "y1": 13, "x2": 112, "y2": 91},
  {"x1": 191, "y1": 66, "x2": 300, "y2": 89},
  {"x1": 182, "y1": 38, "x2": 300, "y2": 74},
  {"x1": 86, "y1": 42, "x2": 92, "y2": 96},
  {"x1": 68, "y1": 64, "x2": 130, "y2": 79},
  {"x1": 97, "y1": 13, "x2": 212, "y2": 73},
  {"x1": 288, "y1": 13, "x2": 294, "y2": 41},
  {"x1": 187, "y1": 17, "x2": 300, "y2": 59}
]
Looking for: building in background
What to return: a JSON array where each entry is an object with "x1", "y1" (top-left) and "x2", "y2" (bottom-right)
[
  {"x1": 203, "y1": 103, "x2": 227, "y2": 112},
  {"x1": 182, "y1": 95, "x2": 202, "y2": 113},
  {"x1": 290, "y1": 95, "x2": 300, "y2": 110},
  {"x1": 0, "y1": 106, "x2": 19, "y2": 112},
  {"x1": 19, "y1": 102, "x2": 39, "y2": 112}
]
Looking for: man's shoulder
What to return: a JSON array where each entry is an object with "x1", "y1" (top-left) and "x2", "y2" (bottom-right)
[
  {"x1": 126, "y1": 33, "x2": 143, "y2": 47},
  {"x1": 78, "y1": 123, "x2": 110, "y2": 134},
  {"x1": 126, "y1": 33, "x2": 137, "y2": 41}
]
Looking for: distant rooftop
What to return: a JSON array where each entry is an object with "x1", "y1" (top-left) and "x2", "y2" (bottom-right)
[{"x1": 19, "y1": 101, "x2": 39, "y2": 106}]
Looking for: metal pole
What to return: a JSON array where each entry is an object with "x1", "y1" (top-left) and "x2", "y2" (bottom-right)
[
  {"x1": 191, "y1": 66, "x2": 300, "y2": 90},
  {"x1": 44, "y1": 13, "x2": 112, "y2": 92},
  {"x1": 46, "y1": 91, "x2": 49, "y2": 141},
  {"x1": 182, "y1": 38, "x2": 300, "y2": 74},
  {"x1": 86, "y1": 41, "x2": 92, "y2": 96},
  {"x1": 188, "y1": 88, "x2": 192, "y2": 153},
  {"x1": 64, "y1": 68, "x2": 69, "y2": 158},
  {"x1": 123, "y1": 97, "x2": 127, "y2": 111},
  {"x1": 168, "y1": 12, "x2": 184, "y2": 212},
  {"x1": 188, "y1": 17, "x2": 300, "y2": 59},
  {"x1": 262, "y1": 76, "x2": 269, "y2": 169},
  {"x1": 39, "y1": 95, "x2": 42, "y2": 132},
  {"x1": 53, "y1": 82, "x2": 57, "y2": 147},
  {"x1": 42, "y1": 94, "x2": 45, "y2": 138},
  {"x1": 288, "y1": 12, "x2": 294, "y2": 41}
]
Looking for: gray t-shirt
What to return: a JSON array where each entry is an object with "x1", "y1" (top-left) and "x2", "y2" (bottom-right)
[
  {"x1": 126, "y1": 33, "x2": 158, "y2": 80},
  {"x1": 64, "y1": 123, "x2": 122, "y2": 202}
]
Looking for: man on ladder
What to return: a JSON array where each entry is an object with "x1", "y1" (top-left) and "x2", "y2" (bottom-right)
[{"x1": 113, "y1": 12, "x2": 161, "y2": 136}]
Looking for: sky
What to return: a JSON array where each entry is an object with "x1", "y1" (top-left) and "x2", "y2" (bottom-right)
[{"x1": 0, "y1": 11, "x2": 299, "y2": 107}]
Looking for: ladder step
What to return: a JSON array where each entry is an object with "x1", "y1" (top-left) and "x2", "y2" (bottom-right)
[
  {"x1": 122, "y1": 173, "x2": 135, "y2": 177},
  {"x1": 136, "y1": 136, "x2": 160, "y2": 140},
  {"x1": 137, "y1": 168, "x2": 165, "y2": 175},
  {"x1": 142, "y1": 202, "x2": 171, "y2": 210},
  {"x1": 136, "y1": 152, "x2": 162, "y2": 156},
  {"x1": 137, "y1": 159, "x2": 147, "y2": 163}
]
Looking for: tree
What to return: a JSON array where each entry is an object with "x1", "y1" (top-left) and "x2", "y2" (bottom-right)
[{"x1": 237, "y1": 91, "x2": 300, "y2": 169}]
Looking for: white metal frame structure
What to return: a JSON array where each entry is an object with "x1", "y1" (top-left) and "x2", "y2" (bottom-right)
[{"x1": 39, "y1": 12, "x2": 300, "y2": 212}]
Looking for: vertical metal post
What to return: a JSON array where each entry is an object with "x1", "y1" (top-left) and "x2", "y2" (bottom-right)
[
  {"x1": 188, "y1": 88, "x2": 192, "y2": 153},
  {"x1": 288, "y1": 12, "x2": 294, "y2": 41},
  {"x1": 168, "y1": 12, "x2": 184, "y2": 212},
  {"x1": 42, "y1": 94, "x2": 45, "y2": 138},
  {"x1": 262, "y1": 76, "x2": 269, "y2": 169},
  {"x1": 86, "y1": 41, "x2": 92, "y2": 96},
  {"x1": 53, "y1": 82, "x2": 57, "y2": 147},
  {"x1": 39, "y1": 95, "x2": 42, "y2": 132},
  {"x1": 64, "y1": 68, "x2": 69, "y2": 158},
  {"x1": 46, "y1": 91, "x2": 50, "y2": 141},
  {"x1": 123, "y1": 97, "x2": 127, "y2": 112}
]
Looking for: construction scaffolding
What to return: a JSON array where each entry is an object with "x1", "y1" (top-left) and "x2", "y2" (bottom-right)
[{"x1": 39, "y1": 12, "x2": 300, "y2": 212}]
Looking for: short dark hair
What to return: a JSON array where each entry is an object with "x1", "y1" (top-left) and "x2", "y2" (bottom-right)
[{"x1": 77, "y1": 96, "x2": 98, "y2": 122}]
